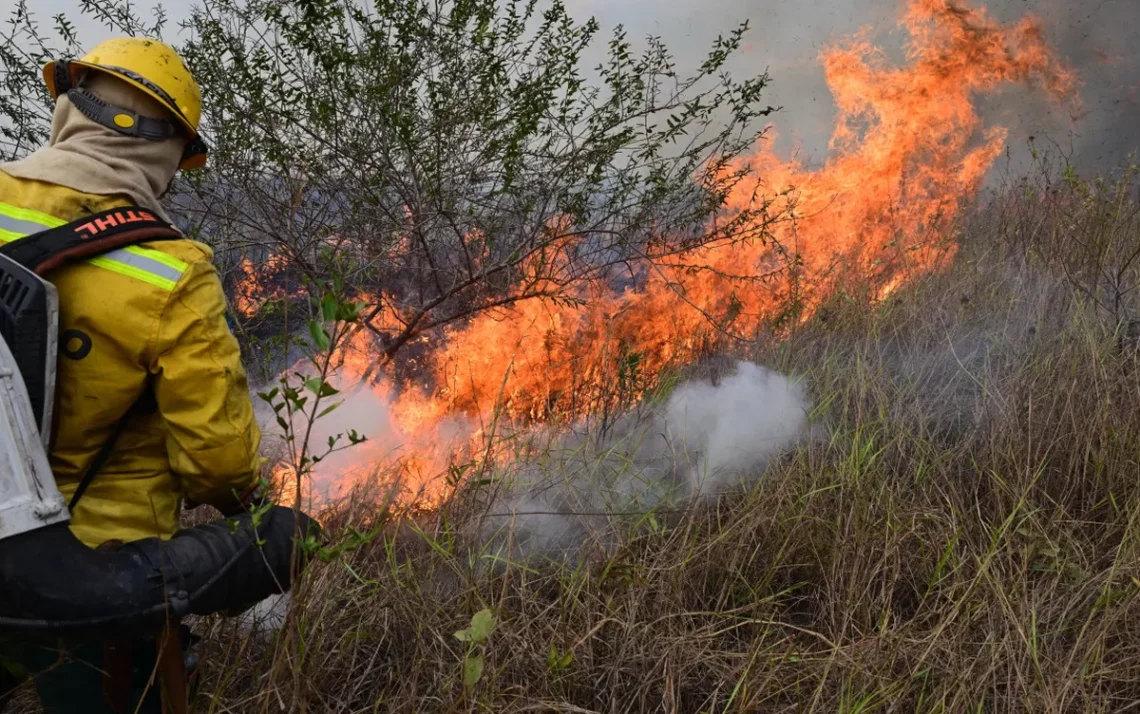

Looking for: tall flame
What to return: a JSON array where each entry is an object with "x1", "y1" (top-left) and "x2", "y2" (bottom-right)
[{"x1": 269, "y1": 0, "x2": 1078, "y2": 500}]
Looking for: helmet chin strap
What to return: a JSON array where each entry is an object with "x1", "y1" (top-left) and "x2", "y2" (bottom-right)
[
  {"x1": 56, "y1": 60, "x2": 175, "y2": 141},
  {"x1": 67, "y1": 88, "x2": 179, "y2": 142}
]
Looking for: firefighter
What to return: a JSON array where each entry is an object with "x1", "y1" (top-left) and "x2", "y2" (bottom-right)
[{"x1": 0, "y1": 38, "x2": 263, "y2": 713}]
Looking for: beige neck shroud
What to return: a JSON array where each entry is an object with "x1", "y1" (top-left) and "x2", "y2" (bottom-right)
[{"x1": 1, "y1": 73, "x2": 186, "y2": 225}]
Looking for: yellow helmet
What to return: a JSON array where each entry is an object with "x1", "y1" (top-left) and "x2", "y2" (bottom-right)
[{"x1": 43, "y1": 37, "x2": 208, "y2": 170}]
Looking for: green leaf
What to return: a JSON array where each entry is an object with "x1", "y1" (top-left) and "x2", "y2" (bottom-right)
[
  {"x1": 308, "y1": 321, "x2": 331, "y2": 351},
  {"x1": 321, "y1": 294, "x2": 338, "y2": 322},
  {"x1": 338, "y1": 301, "x2": 366, "y2": 322},
  {"x1": 301, "y1": 377, "x2": 339, "y2": 399},
  {"x1": 547, "y1": 644, "x2": 573, "y2": 672},
  {"x1": 469, "y1": 608, "x2": 496, "y2": 643},
  {"x1": 453, "y1": 628, "x2": 471, "y2": 642},
  {"x1": 318, "y1": 401, "x2": 343, "y2": 419},
  {"x1": 462, "y1": 655, "x2": 484, "y2": 687}
]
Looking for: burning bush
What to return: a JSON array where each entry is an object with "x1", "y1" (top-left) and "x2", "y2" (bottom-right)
[{"x1": 242, "y1": 0, "x2": 1079, "y2": 502}]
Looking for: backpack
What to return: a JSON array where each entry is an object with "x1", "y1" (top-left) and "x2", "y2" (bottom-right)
[{"x1": 0, "y1": 206, "x2": 180, "y2": 541}]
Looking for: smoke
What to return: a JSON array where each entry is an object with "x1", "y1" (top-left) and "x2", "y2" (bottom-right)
[
  {"x1": 253, "y1": 359, "x2": 810, "y2": 557},
  {"x1": 242, "y1": 362, "x2": 808, "y2": 632},
  {"x1": 1028, "y1": 0, "x2": 1140, "y2": 168},
  {"x1": 572, "y1": 0, "x2": 1139, "y2": 172},
  {"x1": 254, "y1": 371, "x2": 475, "y2": 501},
  {"x1": 479, "y1": 361, "x2": 811, "y2": 556},
  {"x1": 45, "y1": 0, "x2": 1139, "y2": 171},
  {"x1": 656, "y1": 362, "x2": 810, "y2": 478}
]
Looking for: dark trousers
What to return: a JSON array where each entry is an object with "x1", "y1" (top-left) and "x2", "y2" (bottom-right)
[{"x1": 0, "y1": 637, "x2": 170, "y2": 714}]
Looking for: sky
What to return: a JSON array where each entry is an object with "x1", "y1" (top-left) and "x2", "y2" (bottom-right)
[{"x1": 25, "y1": 0, "x2": 1140, "y2": 171}]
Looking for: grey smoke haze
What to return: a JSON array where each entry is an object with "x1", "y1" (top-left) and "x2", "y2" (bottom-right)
[
  {"x1": 574, "y1": 0, "x2": 1139, "y2": 172},
  {"x1": 35, "y1": 0, "x2": 1138, "y2": 171},
  {"x1": 481, "y1": 361, "x2": 811, "y2": 556}
]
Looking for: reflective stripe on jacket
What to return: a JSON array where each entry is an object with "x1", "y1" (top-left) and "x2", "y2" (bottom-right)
[{"x1": 0, "y1": 170, "x2": 261, "y2": 548}]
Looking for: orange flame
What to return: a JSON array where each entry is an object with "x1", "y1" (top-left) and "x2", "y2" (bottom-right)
[
  {"x1": 268, "y1": 0, "x2": 1078, "y2": 501},
  {"x1": 233, "y1": 255, "x2": 291, "y2": 318}
]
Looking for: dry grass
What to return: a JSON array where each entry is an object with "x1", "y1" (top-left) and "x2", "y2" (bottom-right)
[
  {"x1": 16, "y1": 162, "x2": 1140, "y2": 713},
  {"x1": 183, "y1": 162, "x2": 1140, "y2": 713}
]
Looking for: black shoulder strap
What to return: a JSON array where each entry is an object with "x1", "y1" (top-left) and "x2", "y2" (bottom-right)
[
  {"x1": 0, "y1": 206, "x2": 181, "y2": 275},
  {"x1": 0, "y1": 206, "x2": 182, "y2": 512}
]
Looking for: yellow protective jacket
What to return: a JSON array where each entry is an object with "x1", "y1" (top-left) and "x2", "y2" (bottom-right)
[{"x1": 0, "y1": 171, "x2": 261, "y2": 548}]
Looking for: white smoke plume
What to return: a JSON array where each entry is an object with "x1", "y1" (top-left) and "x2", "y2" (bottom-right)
[
  {"x1": 479, "y1": 361, "x2": 811, "y2": 556},
  {"x1": 662, "y1": 362, "x2": 810, "y2": 481}
]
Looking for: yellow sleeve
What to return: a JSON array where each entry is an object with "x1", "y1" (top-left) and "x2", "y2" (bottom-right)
[{"x1": 152, "y1": 256, "x2": 262, "y2": 511}]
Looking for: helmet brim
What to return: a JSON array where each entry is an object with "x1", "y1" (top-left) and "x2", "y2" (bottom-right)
[{"x1": 179, "y1": 151, "x2": 208, "y2": 171}]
